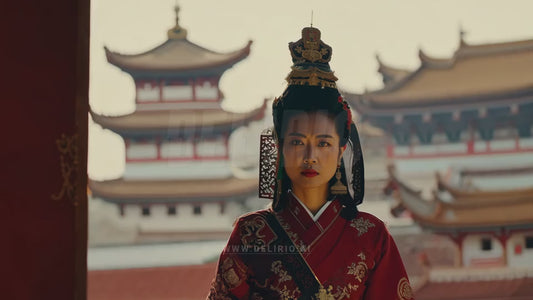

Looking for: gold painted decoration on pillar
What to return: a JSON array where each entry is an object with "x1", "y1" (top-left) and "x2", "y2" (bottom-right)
[{"x1": 52, "y1": 133, "x2": 80, "y2": 205}]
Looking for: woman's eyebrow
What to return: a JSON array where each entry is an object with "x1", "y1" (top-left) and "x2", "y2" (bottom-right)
[{"x1": 317, "y1": 134, "x2": 334, "y2": 138}]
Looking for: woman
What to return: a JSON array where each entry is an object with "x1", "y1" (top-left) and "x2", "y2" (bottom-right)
[{"x1": 207, "y1": 27, "x2": 413, "y2": 300}]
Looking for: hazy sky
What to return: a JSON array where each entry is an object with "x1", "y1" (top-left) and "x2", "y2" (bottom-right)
[{"x1": 89, "y1": 0, "x2": 533, "y2": 179}]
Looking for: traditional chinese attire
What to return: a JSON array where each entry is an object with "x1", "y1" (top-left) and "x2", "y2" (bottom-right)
[{"x1": 207, "y1": 192, "x2": 413, "y2": 300}]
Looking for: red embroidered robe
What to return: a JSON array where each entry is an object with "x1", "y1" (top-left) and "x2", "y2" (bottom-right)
[{"x1": 207, "y1": 195, "x2": 414, "y2": 299}]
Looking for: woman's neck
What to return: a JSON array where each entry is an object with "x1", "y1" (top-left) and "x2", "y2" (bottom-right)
[{"x1": 291, "y1": 185, "x2": 329, "y2": 214}]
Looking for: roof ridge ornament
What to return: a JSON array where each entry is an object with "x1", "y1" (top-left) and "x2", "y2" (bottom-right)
[
  {"x1": 286, "y1": 27, "x2": 338, "y2": 88},
  {"x1": 459, "y1": 23, "x2": 468, "y2": 47},
  {"x1": 167, "y1": 2, "x2": 188, "y2": 40}
]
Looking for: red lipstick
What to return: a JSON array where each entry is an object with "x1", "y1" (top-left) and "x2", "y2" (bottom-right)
[{"x1": 301, "y1": 170, "x2": 318, "y2": 177}]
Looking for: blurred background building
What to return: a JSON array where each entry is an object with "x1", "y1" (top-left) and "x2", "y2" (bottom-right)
[
  {"x1": 348, "y1": 35, "x2": 533, "y2": 299},
  {"x1": 89, "y1": 6, "x2": 266, "y2": 244}
]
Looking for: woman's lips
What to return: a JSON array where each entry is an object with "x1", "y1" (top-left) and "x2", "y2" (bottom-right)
[{"x1": 301, "y1": 170, "x2": 318, "y2": 177}]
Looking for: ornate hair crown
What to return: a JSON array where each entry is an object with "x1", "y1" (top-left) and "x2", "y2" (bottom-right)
[{"x1": 286, "y1": 27, "x2": 338, "y2": 88}]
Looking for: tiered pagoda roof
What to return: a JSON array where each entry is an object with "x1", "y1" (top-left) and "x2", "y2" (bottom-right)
[
  {"x1": 387, "y1": 165, "x2": 533, "y2": 232},
  {"x1": 91, "y1": 5, "x2": 267, "y2": 138},
  {"x1": 90, "y1": 100, "x2": 267, "y2": 137},
  {"x1": 347, "y1": 37, "x2": 533, "y2": 112},
  {"x1": 89, "y1": 176, "x2": 258, "y2": 204},
  {"x1": 105, "y1": 41, "x2": 252, "y2": 74},
  {"x1": 104, "y1": 5, "x2": 251, "y2": 77}
]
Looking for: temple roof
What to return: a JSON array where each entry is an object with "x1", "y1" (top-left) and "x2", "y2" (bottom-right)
[
  {"x1": 348, "y1": 38, "x2": 533, "y2": 111},
  {"x1": 89, "y1": 176, "x2": 258, "y2": 202},
  {"x1": 105, "y1": 40, "x2": 252, "y2": 74},
  {"x1": 104, "y1": 5, "x2": 252, "y2": 74},
  {"x1": 376, "y1": 54, "x2": 411, "y2": 85},
  {"x1": 90, "y1": 100, "x2": 266, "y2": 136},
  {"x1": 436, "y1": 171, "x2": 533, "y2": 200},
  {"x1": 388, "y1": 166, "x2": 533, "y2": 231}
]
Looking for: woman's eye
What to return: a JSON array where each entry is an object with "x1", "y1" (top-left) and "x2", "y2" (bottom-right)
[
  {"x1": 318, "y1": 141, "x2": 331, "y2": 147},
  {"x1": 290, "y1": 140, "x2": 303, "y2": 145}
]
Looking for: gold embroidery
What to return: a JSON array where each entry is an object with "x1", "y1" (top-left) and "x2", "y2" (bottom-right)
[
  {"x1": 347, "y1": 262, "x2": 368, "y2": 283},
  {"x1": 241, "y1": 216, "x2": 268, "y2": 247},
  {"x1": 52, "y1": 133, "x2": 80, "y2": 205},
  {"x1": 332, "y1": 283, "x2": 359, "y2": 299},
  {"x1": 219, "y1": 257, "x2": 245, "y2": 288},
  {"x1": 271, "y1": 261, "x2": 292, "y2": 283},
  {"x1": 350, "y1": 217, "x2": 376, "y2": 237},
  {"x1": 207, "y1": 273, "x2": 233, "y2": 300},
  {"x1": 275, "y1": 213, "x2": 307, "y2": 249},
  {"x1": 357, "y1": 252, "x2": 366, "y2": 261},
  {"x1": 223, "y1": 268, "x2": 240, "y2": 286},
  {"x1": 314, "y1": 285, "x2": 335, "y2": 300},
  {"x1": 397, "y1": 277, "x2": 414, "y2": 300},
  {"x1": 269, "y1": 260, "x2": 300, "y2": 299},
  {"x1": 221, "y1": 256, "x2": 233, "y2": 270}
]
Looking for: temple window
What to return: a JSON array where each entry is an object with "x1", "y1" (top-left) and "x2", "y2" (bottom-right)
[
  {"x1": 141, "y1": 206, "x2": 151, "y2": 216},
  {"x1": 481, "y1": 238, "x2": 492, "y2": 251},
  {"x1": 193, "y1": 205, "x2": 202, "y2": 215},
  {"x1": 167, "y1": 205, "x2": 177, "y2": 216},
  {"x1": 525, "y1": 236, "x2": 533, "y2": 249}
]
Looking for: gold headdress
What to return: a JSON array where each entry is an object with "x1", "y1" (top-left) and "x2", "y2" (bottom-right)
[{"x1": 286, "y1": 27, "x2": 338, "y2": 88}]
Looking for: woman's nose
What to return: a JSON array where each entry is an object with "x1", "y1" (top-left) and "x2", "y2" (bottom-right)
[{"x1": 303, "y1": 145, "x2": 317, "y2": 165}]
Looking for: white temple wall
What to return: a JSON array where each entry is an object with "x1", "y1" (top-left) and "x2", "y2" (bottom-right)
[
  {"x1": 160, "y1": 141, "x2": 194, "y2": 158},
  {"x1": 507, "y1": 231, "x2": 533, "y2": 268},
  {"x1": 148, "y1": 205, "x2": 168, "y2": 217},
  {"x1": 123, "y1": 205, "x2": 142, "y2": 221},
  {"x1": 463, "y1": 235, "x2": 504, "y2": 267},
  {"x1": 119, "y1": 202, "x2": 245, "y2": 232},
  {"x1": 124, "y1": 160, "x2": 232, "y2": 180},
  {"x1": 126, "y1": 143, "x2": 158, "y2": 160},
  {"x1": 162, "y1": 84, "x2": 193, "y2": 101},
  {"x1": 136, "y1": 83, "x2": 159, "y2": 102},
  {"x1": 489, "y1": 139, "x2": 516, "y2": 151},
  {"x1": 195, "y1": 81, "x2": 218, "y2": 100},
  {"x1": 196, "y1": 139, "x2": 227, "y2": 157},
  {"x1": 519, "y1": 137, "x2": 533, "y2": 149},
  {"x1": 136, "y1": 101, "x2": 221, "y2": 111},
  {"x1": 411, "y1": 143, "x2": 468, "y2": 155}
]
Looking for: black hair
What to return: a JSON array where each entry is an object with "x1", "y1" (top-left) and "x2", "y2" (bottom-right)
[{"x1": 271, "y1": 85, "x2": 361, "y2": 220}]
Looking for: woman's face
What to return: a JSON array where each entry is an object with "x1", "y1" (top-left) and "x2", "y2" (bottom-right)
[{"x1": 282, "y1": 111, "x2": 344, "y2": 192}]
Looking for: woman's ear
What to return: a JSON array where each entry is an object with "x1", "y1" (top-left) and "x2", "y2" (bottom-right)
[{"x1": 338, "y1": 146, "x2": 346, "y2": 163}]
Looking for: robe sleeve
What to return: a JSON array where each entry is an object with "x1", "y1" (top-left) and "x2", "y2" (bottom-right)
[
  {"x1": 206, "y1": 217, "x2": 250, "y2": 300},
  {"x1": 363, "y1": 225, "x2": 414, "y2": 300}
]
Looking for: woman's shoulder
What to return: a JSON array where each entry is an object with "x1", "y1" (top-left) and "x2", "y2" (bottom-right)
[
  {"x1": 352, "y1": 211, "x2": 386, "y2": 226},
  {"x1": 233, "y1": 208, "x2": 273, "y2": 226}
]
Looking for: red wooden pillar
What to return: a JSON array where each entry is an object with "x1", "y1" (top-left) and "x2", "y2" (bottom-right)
[
  {"x1": 450, "y1": 234, "x2": 466, "y2": 267},
  {"x1": 495, "y1": 233, "x2": 509, "y2": 267},
  {"x1": 1, "y1": 0, "x2": 89, "y2": 299}
]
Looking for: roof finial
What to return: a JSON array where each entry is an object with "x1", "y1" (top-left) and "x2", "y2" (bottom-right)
[
  {"x1": 167, "y1": 1, "x2": 188, "y2": 39},
  {"x1": 459, "y1": 23, "x2": 467, "y2": 47},
  {"x1": 174, "y1": 2, "x2": 180, "y2": 26},
  {"x1": 310, "y1": 10, "x2": 314, "y2": 27}
]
